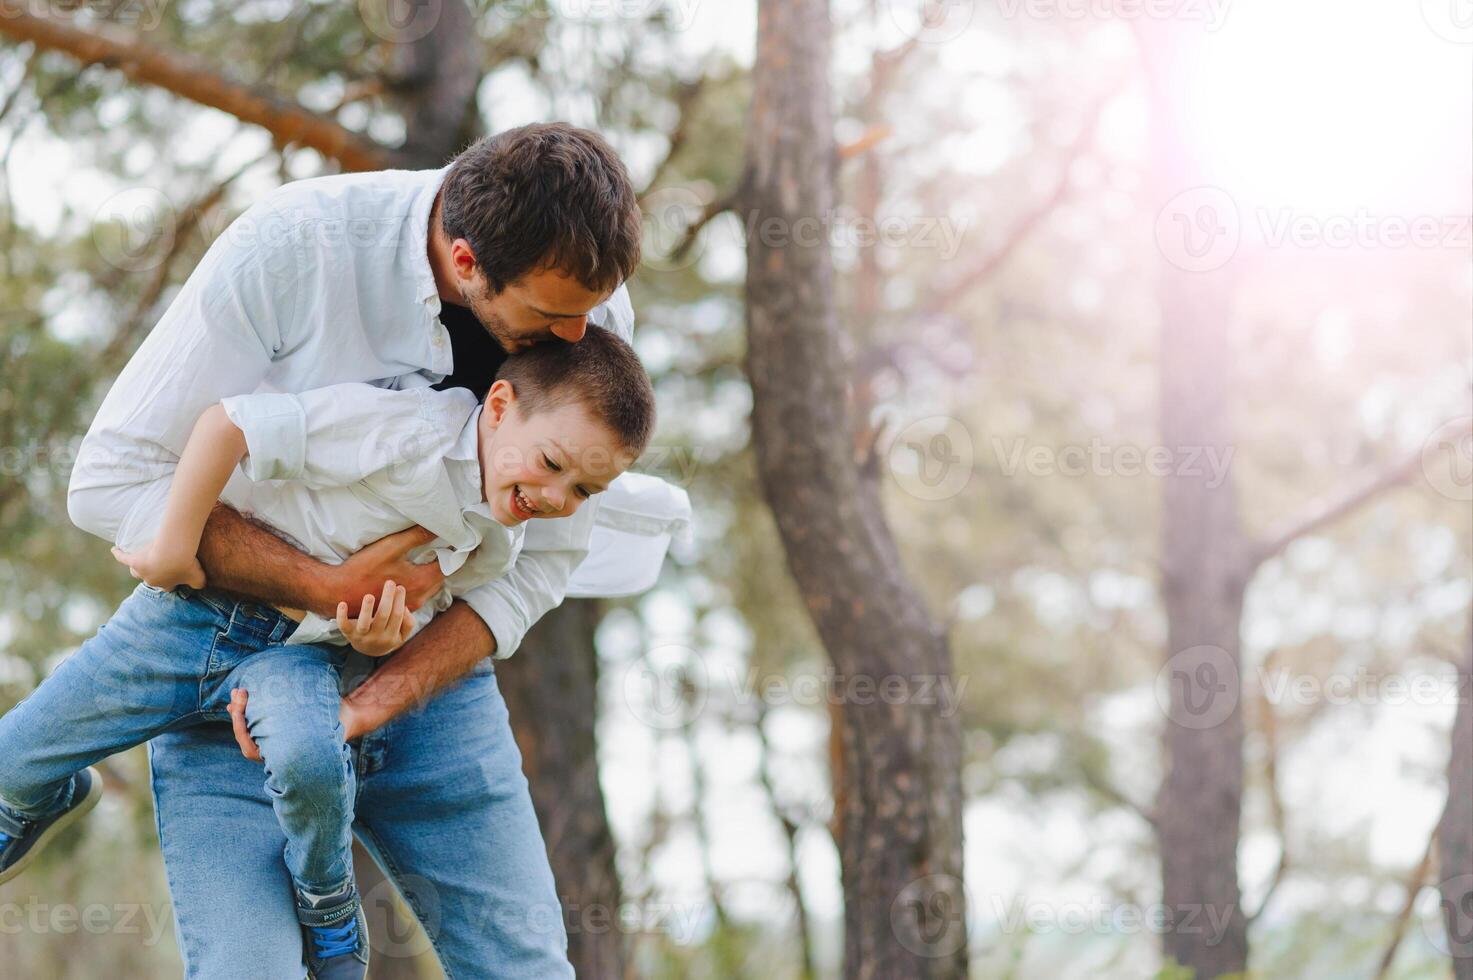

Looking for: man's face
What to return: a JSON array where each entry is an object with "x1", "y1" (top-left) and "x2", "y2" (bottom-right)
[
  {"x1": 450, "y1": 241, "x2": 611, "y2": 353},
  {"x1": 477, "y1": 379, "x2": 633, "y2": 527}
]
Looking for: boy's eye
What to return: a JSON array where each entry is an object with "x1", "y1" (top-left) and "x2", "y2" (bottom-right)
[
  {"x1": 542, "y1": 454, "x2": 560, "y2": 472},
  {"x1": 575, "y1": 486, "x2": 590, "y2": 500}
]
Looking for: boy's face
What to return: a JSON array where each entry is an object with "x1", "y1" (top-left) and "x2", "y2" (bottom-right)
[{"x1": 477, "y1": 379, "x2": 632, "y2": 526}]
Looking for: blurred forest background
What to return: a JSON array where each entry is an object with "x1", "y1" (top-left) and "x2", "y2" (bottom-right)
[{"x1": 0, "y1": 1, "x2": 1469, "y2": 978}]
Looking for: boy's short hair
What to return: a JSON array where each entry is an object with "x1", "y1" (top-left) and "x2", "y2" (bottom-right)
[
  {"x1": 440, "y1": 123, "x2": 641, "y2": 295},
  {"x1": 494, "y1": 326, "x2": 655, "y2": 457}
]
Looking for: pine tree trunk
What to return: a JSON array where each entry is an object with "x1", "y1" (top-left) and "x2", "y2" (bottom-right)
[
  {"x1": 743, "y1": 1, "x2": 968, "y2": 976},
  {"x1": 1141, "y1": 24, "x2": 1250, "y2": 979}
]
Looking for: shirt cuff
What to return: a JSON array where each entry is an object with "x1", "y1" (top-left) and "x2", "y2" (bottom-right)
[
  {"x1": 220, "y1": 392, "x2": 307, "y2": 482},
  {"x1": 460, "y1": 585, "x2": 530, "y2": 661}
]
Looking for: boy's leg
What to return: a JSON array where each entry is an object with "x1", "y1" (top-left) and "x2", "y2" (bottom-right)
[
  {"x1": 350, "y1": 658, "x2": 575, "y2": 980},
  {"x1": 0, "y1": 585, "x2": 227, "y2": 821},
  {"x1": 223, "y1": 643, "x2": 368, "y2": 978},
  {"x1": 225, "y1": 644, "x2": 356, "y2": 899}
]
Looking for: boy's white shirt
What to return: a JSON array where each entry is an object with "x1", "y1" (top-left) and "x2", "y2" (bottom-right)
[
  {"x1": 218, "y1": 383, "x2": 524, "y2": 647},
  {"x1": 67, "y1": 165, "x2": 687, "y2": 658}
]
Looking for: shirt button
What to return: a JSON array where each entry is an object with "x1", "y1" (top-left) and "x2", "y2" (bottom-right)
[{"x1": 433, "y1": 332, "x2": 446, "y2": 348}]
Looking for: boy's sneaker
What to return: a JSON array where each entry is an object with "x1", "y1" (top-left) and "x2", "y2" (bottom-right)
[
  {"x1": 298, "y1": 885, "x2": 369, "y2": 980},
  {"x1": 0, "y1": 767, "x2": 104, "y2": 885}
]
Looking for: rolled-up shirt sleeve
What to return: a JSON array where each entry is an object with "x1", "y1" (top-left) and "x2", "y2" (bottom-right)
[
  {"x1": 67, "y1": 203, "x2": 303, "y2": 549},
  {"x1": 459, "y1": 498, "x2": 599, "y2": 659},
  {"x1": 219, "y1": 384, "x2": 452, "y2": 489}
]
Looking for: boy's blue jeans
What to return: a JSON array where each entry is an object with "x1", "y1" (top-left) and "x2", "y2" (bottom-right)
[
  {"x1": 0, "y1": 584, "x2": 573, "y2": 978},
  {"x1": 0, "y1": 583, "x2": 355, "y2": 901}
]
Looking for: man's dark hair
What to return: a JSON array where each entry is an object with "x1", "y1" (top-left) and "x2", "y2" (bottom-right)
[
  {"x1": 440, "y1": 123, "x2": 641, "y2": 295},
  {"x1": 494, "y1": 326, "x2": 655, "y2": 457}
]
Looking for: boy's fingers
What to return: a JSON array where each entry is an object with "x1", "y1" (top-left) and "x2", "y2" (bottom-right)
[
  {"x1": 372, "y1": 580, "x2": 396, "y2": 632},
  {"x1": 358, "y1": 593, "x2": 375, "y2": 629},
  {"x1": 390, "y1": 584, "x2": 407, "y2": 628},
  {"x1": 227, "y1": 690, "x2": 262, "y2": 762}
]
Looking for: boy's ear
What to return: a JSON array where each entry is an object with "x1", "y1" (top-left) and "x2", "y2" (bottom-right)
[{"x1": 483, "y1": 379, "x2": 515, "y2": 428}]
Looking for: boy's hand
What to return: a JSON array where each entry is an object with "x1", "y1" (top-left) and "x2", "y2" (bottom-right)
[
  {"x1": 336, "y1": 579, "x2": 414, "y2": 657},
  {"x1": 111, "y1": 542, "x2": 207, "y2": 592}
]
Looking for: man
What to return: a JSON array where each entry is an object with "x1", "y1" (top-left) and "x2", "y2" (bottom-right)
[{"x1": 67, "y1": 122, "x2": 675, "y2": 978}]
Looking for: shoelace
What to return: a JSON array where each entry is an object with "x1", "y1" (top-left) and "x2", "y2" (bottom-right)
[{"x1": 310, "y1": 918, "x2": 360, "y2": 959}]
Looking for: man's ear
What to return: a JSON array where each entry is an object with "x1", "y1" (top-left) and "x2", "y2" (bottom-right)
[
  {"x1": 483, "y1": 379, "x2": 515, "y2": 428},
  {"x1": 450, "y1": 238, "x2": 479, "y2": 282}
]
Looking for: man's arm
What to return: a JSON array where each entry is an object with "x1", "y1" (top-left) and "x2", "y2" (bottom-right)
[
  {"x1": 198, "y1": 505, "x2": 444, "y2": 617},
  {"x1": 338, "y1": 600, "x2": 495, "y2": 737}
]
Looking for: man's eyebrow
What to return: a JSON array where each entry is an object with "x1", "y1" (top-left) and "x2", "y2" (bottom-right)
[{"x1": 528, "y1": 305, "x2": 591, "y2": 320}]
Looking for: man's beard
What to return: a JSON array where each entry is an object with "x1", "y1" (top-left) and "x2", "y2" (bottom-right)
[{"x1": 458, "y1": 282, "x2": 517, "y2": 353}]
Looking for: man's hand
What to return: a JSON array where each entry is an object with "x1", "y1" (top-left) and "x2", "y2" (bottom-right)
[
  {"x1": 336, "y1": 580, "x2": 414, "y2": 657},
  {"x1": 228, "y1": 689, "x2": 369, "y2": 761},
  {"x1": 330, "y1": 525, "x2": 444, "y2": 612},
  {"x1": 112, "y1": 541, "x2": 207, "y2": 592}
]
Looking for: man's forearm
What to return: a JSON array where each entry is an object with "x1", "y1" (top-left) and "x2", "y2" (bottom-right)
[
  {"x1": 197, "y1": 503, "x2": 339, "y2": 615},
  {"x1": 342, "y1": 600, "x2": 496, "y2": 735}
]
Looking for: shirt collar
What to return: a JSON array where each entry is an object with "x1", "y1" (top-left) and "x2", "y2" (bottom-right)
[
  {"x1": 408, "y1": 165, "x2": 453, "y2": 308},
  {"x1": 446, "y1": 403, "x2": 491, "y2": 517}
]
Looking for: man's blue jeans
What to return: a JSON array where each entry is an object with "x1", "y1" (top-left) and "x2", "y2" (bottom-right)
[{"x1": 0, "y1": 585, "x2": 574, "y2": 978}]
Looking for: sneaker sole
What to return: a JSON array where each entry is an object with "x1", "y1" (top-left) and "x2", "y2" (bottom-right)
[{"x1": 0, "y1": 767, "x2": 103, "y2": 885}]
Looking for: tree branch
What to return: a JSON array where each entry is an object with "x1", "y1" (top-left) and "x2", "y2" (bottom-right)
[
  {"x1": 669, "y1": 182, "x2": 741, "y2": 264},
  {"x1": 1372, "y1": 829, "x2": 1438, "y2": 980},
  {"x1": 920, "y1": 78, "x2": 1122, "y2": 317},
  {"x1": 1248, "y1": 654, "x2": 1290, "y2": 926},
  {"x1": 0, "y1": 7, "x2": 394, "y2": 171},
  {"x1": 1242, "y1": 417, "x2": 1471, "y2": 576},
  {"x1": 638, "y1": 76, "x2": 706, "y2": 201}
]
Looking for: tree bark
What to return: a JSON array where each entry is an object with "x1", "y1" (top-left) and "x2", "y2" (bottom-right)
[
  {"x1": 1440, "y1": 613, "x2": 1473, "y2": 978},
  {"x1": 1140, "y1": 25, "x2": 1250, "y2": 979},
  {"x1": 499, "y1": 600, "x2": 627, "y2": 979},
  {"x1": 743, "y1": 1, "x2": 967, "y2": 977}
]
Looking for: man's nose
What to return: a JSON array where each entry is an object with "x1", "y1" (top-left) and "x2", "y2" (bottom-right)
[{"x1": 551, "y1": 316, "x2": 588, "y2": 343}]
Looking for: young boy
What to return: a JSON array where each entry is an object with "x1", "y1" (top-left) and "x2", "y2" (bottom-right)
[{"x1": 0, "y1": 327, "x2": 654, "y2": 980}]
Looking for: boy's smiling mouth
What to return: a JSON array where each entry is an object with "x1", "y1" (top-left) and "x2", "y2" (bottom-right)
[{"x1": 511, "y1": 484, "x2": 540, "y2": 520}]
